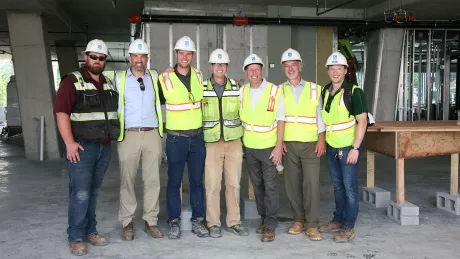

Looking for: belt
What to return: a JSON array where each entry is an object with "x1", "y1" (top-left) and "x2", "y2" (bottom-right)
[{"x1": 126, "y1": 127, "x2": 158, "y2": 132}]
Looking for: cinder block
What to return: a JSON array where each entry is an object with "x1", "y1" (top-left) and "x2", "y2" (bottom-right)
[
  {"x1": 387, "y1": 200, "x2": 419, "y2": 226},
  {"x1": 436, "y1": 192, "x2": 460, "y2": 215},
  {"x1": 180, "y1": 205, "x2": 193, "y2": 230},
  {"x1": 241, "y1": 197, "x2": 259, "y2": 219},
  {"x1": 362, "y1": 187, "x2": 391, "y2": 208}
]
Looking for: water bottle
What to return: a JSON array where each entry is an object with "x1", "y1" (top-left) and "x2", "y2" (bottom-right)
[{"x1": 275, "y1": 163, "x2": 284, "y2": 172}]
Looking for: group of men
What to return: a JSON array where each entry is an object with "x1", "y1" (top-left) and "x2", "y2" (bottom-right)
[{"x1": 54, "y1": 36, "x2": 368, "y2": 256}]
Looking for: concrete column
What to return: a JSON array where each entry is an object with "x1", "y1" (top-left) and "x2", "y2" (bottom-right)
[
  {"x1": 267, "y1": 5, "x2": 291, "y2": 85},
  {"x1": 6, "y1": 12, "x2": 61, "y2": 160},
  {"x1": 364, "y1": 28, "x2": 404, "y2": 120},
  {"x1": 291, "y1": 26, "x2": 317, "y2": 83},
  {"x1": 316, "y1": 27, "x2": 335, "y2": 87},
  {"x1": 56, "y1": 41, "x2": 79, "y2": 77}
]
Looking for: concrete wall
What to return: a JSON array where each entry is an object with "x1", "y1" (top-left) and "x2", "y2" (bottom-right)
[{"x1": 291, "y1": 26, "x2": 317, "y2": 83}]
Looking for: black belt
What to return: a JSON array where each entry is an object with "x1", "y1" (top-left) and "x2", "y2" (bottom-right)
[{"x1": 126, "y1": 127, "x2": 158, "y2": 132}]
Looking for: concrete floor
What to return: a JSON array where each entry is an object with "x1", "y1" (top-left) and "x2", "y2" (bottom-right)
[{"x1": 0, "y1": 137, "x2": 459, "y2": 259}]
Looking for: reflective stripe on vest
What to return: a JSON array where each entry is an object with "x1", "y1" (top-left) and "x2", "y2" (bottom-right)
[
  {"x1": 166, "y1": 101, "x2": 201, "y2": 111},
  {"x1": 71, "y1": 111, "x2": 118, "y2": 121},
  {"x1": 242, "y1": 121, "x2": 277, "y2": 133},
  {"x1": 325, "y1": 119, "x2": 356, "y2": 132},
  {"x1": 284, "y1": 116, "x2": 317, "y2": 124},
  {"x1": 71, "y1": 72, "x2": 113, "y2": 91}
]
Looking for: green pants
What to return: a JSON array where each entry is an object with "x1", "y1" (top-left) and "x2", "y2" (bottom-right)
[{"x1": 283, "y1": 141, "x2": 320, "y2": 228}]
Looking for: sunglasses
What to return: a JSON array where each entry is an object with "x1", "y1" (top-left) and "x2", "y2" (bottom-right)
[
  {"x1": 189, "y1": 92, "x2": 195, "y2": 104},
  {"x1": 137, "y1": 78, "x2": 145, "y2": 91},
  {"x1": 88, "y1": 54, "x2": 106, "y2": 62}
]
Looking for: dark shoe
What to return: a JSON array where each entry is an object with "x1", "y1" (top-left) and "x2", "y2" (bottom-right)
[
  {"x1": 318, "y1": 221, "x2": 342, "y2": 233},
  {"x1": 69, "y1": 241, "x2": 88, "y2": 256},
  {"x1": 168, "y1": 218, "x2": 181, "y2": 239},
  {"x1": 191, "y1": 217, "x2": 210, "y2": 238},
  {"x1": 144, "y1": 221, "x2": 164, "y2": 238},
  {"x1": 287, "y1": 222, "x2": 304, "y2": 235},
  {"x1": 256, "y1": 224, "x2": 265, "y2": 234},
  {"x1": 209, "y1": 225, "x2": 222, "y2": 238},
  {"x1": 121, "y1": 222, "x2": 134, "y2": 241},
  {"x1": 334, "y1": 228, "x2": 355, "y2": 243},
  {"x1": 261, "y1": 229, "x2": 275, "y2": 242},
  {"x1": 227, "y1": 224, "x2": 249, "y2": 236},
  {"x1": 84, "y1": 233, "x2": 107, "y2": 246}
]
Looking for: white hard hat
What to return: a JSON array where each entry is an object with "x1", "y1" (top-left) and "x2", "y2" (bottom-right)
[
  {"x1": 209, "y1": 48, "x2": 230, "y2": 63},
  {"x1": 325, "y1": 51, "x2": 348, "y2": 67},
  {"x1": 128, "y1": 39, "x2": 149, "y2": 54},
  {"x1": 243, "y1": 54, "x2": 264, "y2": 71},
  {"x1": 82, "y1": 39, "x2": 108, "y2": 56},
  {"x1": 174, "y1": 36, "x2": 196, "y2": 52},
  {"x1": 281, "y1": 48, "x2": 302, "y2": 63}
]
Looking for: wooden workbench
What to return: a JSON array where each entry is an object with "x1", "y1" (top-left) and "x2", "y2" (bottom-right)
[{"x1": 365, "y1": 120, "x2": 460, "y2": 205}]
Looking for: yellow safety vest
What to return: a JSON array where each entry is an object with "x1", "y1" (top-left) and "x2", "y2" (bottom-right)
[
  {"x1": 240, "y1": 82, "x2": 282, "y2": 149},
  {"x1": 117, "y1": 69, "x2": 163, "y2": 141},
  {"x1": 158, "y1": 67, "x2": 203, "y2": 130},
  {"x1": 202, "y1": 78, "x2": 243, "y2": 143},
  {"x1": 283, "y1": 81, "x2": 320, "y2": 142},
  {"x1": 321, "y1": 86, "x2": 358, "y2": 148}
]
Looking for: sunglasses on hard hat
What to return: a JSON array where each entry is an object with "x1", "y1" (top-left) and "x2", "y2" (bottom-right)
[{"x1": 88, "y1": 54, "x2": 107, "y2": 62}]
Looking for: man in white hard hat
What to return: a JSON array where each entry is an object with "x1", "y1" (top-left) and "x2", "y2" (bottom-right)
[
  {"x1": 157, "y1": 36, "x2": 209, "y2": 239},
  {"x1": 279, "y1": 48, "x2": 326, "y2": 241},
  {"x1": 114, "y1": 39, "x2": 164, "y2": 241},
  {"x1": 202, "y1": 48, "x2": 249, "y2": 238},
  {"x1": 318, "y1": 51, "x2": 368, "y2": 243},
  {"x1": 240, "y1": 53, "x2": 285, "y2": 242},
  {"x1": 54, "y1": 39, "x2": 118, "y2": 255}
]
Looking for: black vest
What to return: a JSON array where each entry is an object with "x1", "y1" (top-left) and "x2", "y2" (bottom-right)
[{"x1": 69, "y1": 69, "x2": 120, "y2": 142}]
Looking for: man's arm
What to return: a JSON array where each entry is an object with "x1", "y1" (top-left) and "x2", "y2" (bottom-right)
[
  {"x1": 315, "y1": 96, "x2": 326, "y2": 157},
  {"x1": 347, "y1": 87, "x2": 368, "y2": 164},
  {"x1": 157, "y1": 79, "x2": 166, "y2": 105},
  {"x1": 271, "y1": 92, "x2": 285, "y2": 165}
]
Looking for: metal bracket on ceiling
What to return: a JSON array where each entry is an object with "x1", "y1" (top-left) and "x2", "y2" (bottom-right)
[{"x1": 316, "y1": 0, "x2": 359, "y2": 16}]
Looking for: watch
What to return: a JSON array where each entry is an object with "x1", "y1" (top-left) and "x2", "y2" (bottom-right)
[{"x1": 352, "y1": 146, "x2": 359, "y2": 150}]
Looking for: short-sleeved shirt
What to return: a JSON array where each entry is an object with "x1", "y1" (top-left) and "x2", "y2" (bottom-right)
[{"x1": 325, "y1": 81, "x2": 368, "y2": 116}]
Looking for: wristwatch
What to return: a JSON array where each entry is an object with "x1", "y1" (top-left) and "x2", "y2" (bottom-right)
[{"x1": 352, "y1": 146, "x2": 359, "y2": 150}]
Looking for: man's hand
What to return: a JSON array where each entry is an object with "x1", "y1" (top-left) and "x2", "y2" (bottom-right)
[
  {"x1": 315, "y1": 140, "x2": 326, "y2": 158},
  {"x1": 283, "y1": 142, "x2": 288, "y2": 154},
  {"x1": 164, "y1": 67, "x2": 174, "y2": 73},
  {"x1": 346, "y1": 149, "x2": 359, "y2": 164},
  {"x1": 66, "y1": 142, "x2": 84, "y2": 163},
  {"x1": 270, "y1": 144, "x2": 283, "y2": 165}
]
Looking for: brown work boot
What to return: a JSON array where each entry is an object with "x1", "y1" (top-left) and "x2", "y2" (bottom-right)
[
  {"x1": 261, "y1": 229, "x2": 275, "y2": 242},
  {"x1": 318, "y1": 221, "x2": 342, "y2": 233},
  {"x1": 144, "y1": 221, "x2": 164, "y2": 238},
  {"x1": 69, "y1": 241, "x2": 88, "y2": 256},
  {"x1": 288, "y1": 222, "x2": 305, "y2": 235},
  {"x1": 334, "y1": 228, "x2": 355, "y2": 243},
  {"x1": 84, "y1": 233, "x2": 107, "y2": 246},
  {"x1": 256, "y1": 224, "x2": 265, "y2": 234},
  {"x1": 306, "y1": 228, "x2": 322, "y2": 241},
  {"x1": 122, "y1": 222, "x2": 134, "y2": 241}
]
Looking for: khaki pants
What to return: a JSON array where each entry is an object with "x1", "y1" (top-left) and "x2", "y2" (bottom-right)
[
  {"x1": 205, "y1": 138, "x2": 243, "y2": 228},
  {"x1": 118, "y1": 129, "x2": 162, "y2": 227},
  {"x1": 283, "y1": 141, "x2": 320, "y2": 228}
]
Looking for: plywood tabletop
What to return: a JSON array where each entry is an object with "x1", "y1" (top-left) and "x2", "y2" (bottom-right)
[{"x1": 367, "y1": 120, "x2": 460, "y2": 132}]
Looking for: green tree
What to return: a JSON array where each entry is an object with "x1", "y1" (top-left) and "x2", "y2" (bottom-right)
[{"x1": 0, "y1": 59, "x2": 14, "y2": 107}]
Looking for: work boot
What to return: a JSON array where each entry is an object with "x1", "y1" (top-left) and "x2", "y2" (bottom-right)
[
  {"x1": 191, "y1": 217, "x2": 210, "y2": 238},
  {"x1": 227, "y1": 224, "x2": 249, "y2": 236},
  {"x1": 209, "y1": 225, "x2": 222, "y2": 238},
  {"x1": 121, "y1": 222, "x2": 134, "y2": 241},
  {"x1": 256, "y1": 224, "x2": 265, "y2": 234},
  {"x1": 287, "y1": 222, "x2": 304, "y2": 235},
  {"x1": 261, "y1": 229, "x2": 275, "y2": 242},
  {"x1": 306, "y1": 228, "x2": 322, "y2": 241},
  {"x1": 318, "y1": 221, "x2": 342, "y2": 233},
  {"x1": 168, "y1": 218, "x2": 181, "y2": 239},
  {"x1": 144, "y1": 221, "x2": 164, "y2": 238},
  {"x1": 69, "y1": 241, "x2": 88, "y2": 256},
  {"x1": 334, "y1": 228, "x2": 355, "y2": 243},
  {"x1": 84, "y1": 233, "x2": 107, "y2": 246}
]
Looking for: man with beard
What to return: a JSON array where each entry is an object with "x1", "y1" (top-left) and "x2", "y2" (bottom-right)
[
  {"x1": 240, "y1": 53, "x2": 285, "y2": 242},
  {"x1": 54, "y1": 39, "x2": 119, "y2": 256},
  {"x1": 114, "y1": 39, "x2": 164, "y2": 241},
  {"x1": 158, "y1": 36, "x2": 209, "y2": 239}
]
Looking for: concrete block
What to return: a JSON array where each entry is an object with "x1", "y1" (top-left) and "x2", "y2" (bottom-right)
[
  {"x1": 436, "y1": 192, "x2": 460, "y2": 216},
  {"x1": 387, "y1": 200, "x2": 419, "y2": 225},
  {"x1": 241, "y1": 198, "x2": 259, "y2": 219},
  {"x1": 180, "y1": 205, "x2": 193, "y2": 231},
  {"x1": 362, "y1": 187, "x2": 391, "y2": 208}
]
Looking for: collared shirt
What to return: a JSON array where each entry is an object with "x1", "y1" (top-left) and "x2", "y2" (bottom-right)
[
  {"x1": 210, "y1": 75, "x2": 226, "y2": 99},
  {"x1": 240, "y1": 78, "x2": 285, "y2": 121},
  {"x1": 287, "y1": 79, "x2": 326, "y2": 134},
  {"x1": 122, "y1": 67, "x2": 158, "y2": 128}
]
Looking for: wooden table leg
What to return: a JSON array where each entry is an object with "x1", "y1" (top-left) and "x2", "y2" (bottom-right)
[
  {"x1": 367, "y1": 150, "x2": 375, "y2": 188},
  {"x1": 396, "y1": 158, "x2": 405, "y2": 204},
  {"x1": 248, "y1": 178, "x2": 255, "y2": 200},
  {"x1": 451, "y1": 153, "x2": 459, "y2": 195}
]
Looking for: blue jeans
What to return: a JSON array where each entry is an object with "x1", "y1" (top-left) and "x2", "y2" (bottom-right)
[
  {"x1": 166, "y1": 132, "x2": 206, "y2": 221},
  {"x1": 65, "y1": 140, "x2": 111, "y2": 243},
  {"x1": 326, "y1": 144, "x2": 360, "y2": 229}
]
